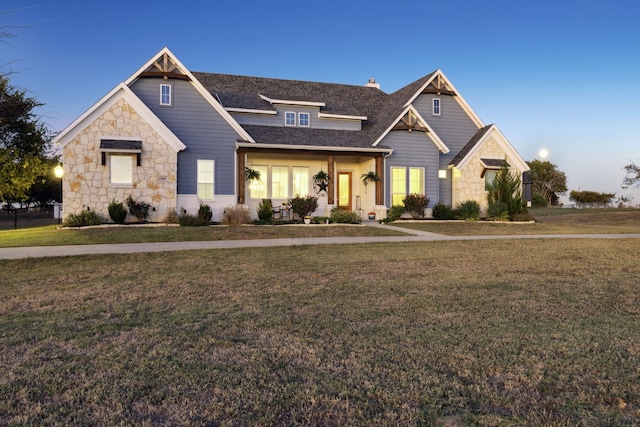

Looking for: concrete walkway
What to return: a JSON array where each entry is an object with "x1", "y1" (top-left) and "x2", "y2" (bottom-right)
[{"x1": 1, "y1": 223, "x2": 639, "y2": 260}]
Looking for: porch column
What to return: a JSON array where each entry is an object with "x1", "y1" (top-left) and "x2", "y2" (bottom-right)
[
  {"x1": 237, "y1": 150, "x2": 245, "y2": 204},
  {"x1": 375, "y1": 155, "x2": 384, "y2": 206},
  {"x1": 327, "y1": 154, "x2": 335, "y2": 205}
]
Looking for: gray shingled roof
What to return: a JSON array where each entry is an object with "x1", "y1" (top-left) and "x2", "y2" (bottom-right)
[
  {"x1": 192, "y1": 70, "x2": 443, "y2": 150},
  {"x1": 449, "y1": 125, "x2": 493, "y2": 166}
]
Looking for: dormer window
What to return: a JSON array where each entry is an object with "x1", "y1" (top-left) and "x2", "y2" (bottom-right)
[
  {"x1": 285, "y1": 111, "x2": 296, "y2": 126},
  {"x1": 299, "y1": 112, "x2": 310, "y2": 127},
  {"x1": 432, "y1": 98, "x2": 441, "y2": 116},
  {"x1": 160, "y1": 84, "x2": 172, "y2": 106}
]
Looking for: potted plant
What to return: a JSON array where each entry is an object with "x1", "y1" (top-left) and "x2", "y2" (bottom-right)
[
  {"x1": 304, "y1": 215, "x2": 312, "y2": 225},
  {"x1": 244, "y1": 167, "x2": 261, "y2": 182},
  {"x1": 367, "y1": 211, "x2": 376, "y2": 220},
  {"x1": 361, "y1": 171, "x2": 380, "y2": 193}
]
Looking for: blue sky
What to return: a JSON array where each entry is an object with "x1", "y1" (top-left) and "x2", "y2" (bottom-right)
[{"x1": 2, "y1": 0, "x2": 639, "y2": 201}]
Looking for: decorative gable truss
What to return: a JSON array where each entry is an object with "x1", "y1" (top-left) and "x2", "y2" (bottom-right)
[
  {"x1": 381, "y1": 105, "x2": 449, "y2": 153},
  {"x1": 392, "y1": 108, "x2": 429, "y2": 132},
  {"x1": 421, "y1": 74, "x2": 456, "y2": 96},
  {"x1": 139, "y1": 51, "x2": 190, "y2": 81}
]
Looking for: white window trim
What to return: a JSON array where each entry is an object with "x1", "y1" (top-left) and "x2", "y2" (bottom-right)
[
  {"x1": 197, "y1": 159, "x2": 215, "y2": 201},
  {"x1": 285, "y1": 111, "x2": 296, "y2": 126},
  {"x1": 110, "y1": 154, "x2": 134, "y2": 185},
  {"x1": 298, "y1": 112, "x2": 310, "y2": 127},
  {"x1": 160, "y1": 84, "x2": 172, "y2": 106},
  {"x1": 432, "y1": 98, "x2": 441, "y2": 116}
]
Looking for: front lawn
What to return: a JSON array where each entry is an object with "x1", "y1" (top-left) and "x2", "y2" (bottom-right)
[{"x1": 1, "y1": 239, "x2": 638, "y2": 425}]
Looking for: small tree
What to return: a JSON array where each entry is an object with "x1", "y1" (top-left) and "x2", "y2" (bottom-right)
[
  {"x1": 402, "y1": 193, "x2": 429, "y2": 218},
  {"x1": 486, "y1": 163, "x2": 527, "y2": 220},
  {"x1": 527, "y1": 159, "x2": 567, "y2": 207},
  {"x1": 289, "y1": 195, "x2": 318, "y2": 220},
  {"x1": 622, "y1": 161, "x2": 640, "y2": 189},
  {"x1": 125, "y1": 195, "x2": 151, "y2": 222}
]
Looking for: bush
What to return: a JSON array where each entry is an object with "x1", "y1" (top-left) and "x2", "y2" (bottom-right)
[
  {"x1": 432, "y1": 201, "x2": 455, "y2": 220},
  {"x1": 330, "y1": 207, "x2": 361, "y2": 224},
  {"x1": 257, "y1": 199, "x2": 273, "y2": 222},
  {"x1": 108, "y1": 199, "x2": 127, "y2": 223},
  {"x1": 486, "y1": 163, "x2": 527, "y2": 219},
  {"x1": 385, "y1": 205, "x2": 405, "y2": 222},
  {"x1": 179, "y1": 213, "x2": 210, "y2": 226},
  {"x1": 486, "y1": 201, "x2": 509, "y2": 221},
  {"x1": 511, "y1": 211, "x2": 535, "y2": 222},
  {"x1": 163, "y1": 210, "x2": 180, "y2": 224},
  {"x1": 222, "y1": 205, "x2": 252, "y2": 226},
  {"x1": 126, "y1": 195, "x2": 151, "y2": 222},
  {"x1": 63, "y1": 209, "x2": 105, "y2": 227},
  {"x1": 313, "y1": 216, "x2": 330, "y2": 224},
  {"x1": 403, "y1": 194, "x2": 429, "y2": 218},
  {"x1": 198, "y1": 203, "x2": 213, "y2": 222},
  {"x1": 289, "y1": 195, "x2": 318, "y2": 221},
  {"x1": 454, "y1": 200, "x2": 481, "y2": 221}
]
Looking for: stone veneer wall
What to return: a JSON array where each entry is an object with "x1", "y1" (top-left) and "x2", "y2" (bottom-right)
[
  {"x1": 451, "y1": 135, "x2": 521, "y2": 211},
  {"x1": 62, "y1": 99, "x2": 178, "y2": 222}
]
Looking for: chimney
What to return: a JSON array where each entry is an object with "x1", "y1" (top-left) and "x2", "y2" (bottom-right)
[{"x1": 365, "y1": 78, "x2": 380, "y2": 89}]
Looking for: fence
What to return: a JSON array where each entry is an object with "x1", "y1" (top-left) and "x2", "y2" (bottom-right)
[{"x1": 0, "y1": 206, "x2": 60, "y2": 230}]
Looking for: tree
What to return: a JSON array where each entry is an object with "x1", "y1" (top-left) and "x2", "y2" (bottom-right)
[
  {"x1": 622, "y1": 161, "x2": 640, "y2": 189},
  {"x1": 526, "y1": 159, "x2": 568, "y2": 207},
  {"x1": 0, "y1": 73, "x2": 54, "y2": 202},
  {"x1": 486, "y1": 162, "x2": 527, "y2": 220},
  {"x1": 569, "y1": 190, "x2": 615, "y2": 208}
]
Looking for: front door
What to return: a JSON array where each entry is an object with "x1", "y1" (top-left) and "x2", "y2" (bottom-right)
[{"x1": 337, "y1": 172, "x2": 352, "y2": 211}]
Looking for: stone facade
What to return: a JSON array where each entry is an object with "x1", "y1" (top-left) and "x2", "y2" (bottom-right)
[
  {"x1": 62, "y1": 99, "x2": 179, "y2": 222},
  {"x1": 451, "y1": 135, "x2": 522, "y2": 211}
]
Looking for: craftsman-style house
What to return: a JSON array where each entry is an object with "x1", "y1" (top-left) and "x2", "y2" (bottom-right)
[{"x1": 53, "y1": 47, "x2": 529, "y2": 222}]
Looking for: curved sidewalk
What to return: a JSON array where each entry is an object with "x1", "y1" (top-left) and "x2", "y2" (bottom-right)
[{"x1": 1, "y1": 223, "x2": 639, "y2": 260}]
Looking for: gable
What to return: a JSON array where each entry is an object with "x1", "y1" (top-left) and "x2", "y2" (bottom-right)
[
  {"x1": 124, "y1": 47, "x2": 254, "y2": 143},
  {"x1": 53, "y1": 84, "x2": 185, "y2": 153},
  {"x1": 451, "y1": 124, "x2": 528, "y2": 172}
]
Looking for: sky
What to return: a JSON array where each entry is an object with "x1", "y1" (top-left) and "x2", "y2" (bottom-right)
[{"x1": 2, "y1": 0, "x2": 639, "y2": 202}]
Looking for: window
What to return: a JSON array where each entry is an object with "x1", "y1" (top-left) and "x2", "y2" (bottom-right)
[
  {"x1": 271, "y1": 166, "x2": 289, "y2": 198},
  {"x1": 292, "y1": 166, "x2": 309, "y2": 196},
  {"x1": 110, "y1": 154, "x2": 133, "y2": 184},
  {"x1": 160, "y1": 84, "x2": 172, "y2": 106},
  {"x1": 285, "y1": 111, "x2": 296, "y2": 126},
  {"x1": 409, "y1": 167, "x2": 424, "y2": 195},
  {"x1": 197, "y1": 160, "x2": 214, "y2": 200},
  {"x1": 298, "y1": 112, "x2": 310, "y2": 127},
  {"x1": 485, "y1": 169, "x2": 498, "y2": 191},
  {"x1": 391, "y1": 167, "x2": 406, "y2": 206},
  {"x1": 249, "y1": 165, "x2": 268, "y2": 199},
  {"x1": 391, "y1": 166, "x2": 425, "y2": 205},
  {"x1": 432, "y1": 98, "x2": 440, "y2": 116}
]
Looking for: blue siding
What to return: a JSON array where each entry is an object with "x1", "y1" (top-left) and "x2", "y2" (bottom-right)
[
  {"x1": 131, "y1": 79, "x2": 242, "y2": 195},
  {"x1": 413, "y1": 94, "x2": 480, "y2": 206},
  {"x1": 231, "y1": 105, "x2": 361, "y2": 131},
  {"x1": 381, "y1": 131, "x2": 440, "y2": 207}
]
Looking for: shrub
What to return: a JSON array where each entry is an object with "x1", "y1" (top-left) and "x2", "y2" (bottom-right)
[
  {"x1": 63, "y1": 209, "x2": 105, "y2": 227},
  {"x1": 432, "y1": 201, "x2": 455, "y2": 220},
  {"x1": 222, "y1": 205, "x2": 252, "y2": 226},
  {"x1": 125, "y1": 195, "x2": 151, "y2": 222},
  {"x1": 403, "y1": 194, "x2": 429, "y2": 219},
  {"x1": 198, "y1": 203, "x2": 213, "y2": 222},
  {"x1": 486, "y1": 201, "x2": 509, "y2": 221},
  {"x1": 163, "y1": 210, "x2": 180, "y2": 224},
  {"x1": 257, "y1": 199, "x2": 273, "y2": 222},
  {"x1": 486, "y1": 163, "x2": 527, "y2": 220},
  {"x1": 386, "y1": 205, "x2": 405, "y2": 222},
  {"x1": 454, "y1": 200, "x2": 481, "y2": 221},
  {"x1": 330, "y1": 207, "x2": 361, "y2": 224},
  {"x1": 312, "y1": 216, "x2": 330, "y2": 224},
  {"x1": 179, "y1": 213, "x2": 210, "y2": 226},
  {"x1": 511, "y1": 211, "x2": 535, "y2": 222},
  {"x1": 108, "y1": 199, "x2": 127, "y2": 223},
  {"x1": 289, "y1": 195, "x2": 318, "y2": 221}
]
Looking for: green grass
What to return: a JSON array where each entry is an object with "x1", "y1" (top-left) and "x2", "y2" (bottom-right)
[
  {"x1": 0, "y1": 223, "x2": 405, "y2": 248},
  {"x1": 1, "y1": 239, "x2": 639, "y2": 425},
  {"x1": 392, "y1": 209, "x2": 640, "y2": 236}
]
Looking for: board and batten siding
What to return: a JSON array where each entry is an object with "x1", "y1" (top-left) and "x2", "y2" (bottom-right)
[
  {"x1": 130, "y1": 79, "x2": 242, "y2": 196},
  {"x1": 380, "y1": 131, "x2": 440, "y2": 207},
  {"x1": 413, "y1": 94, "x2": 480, "y2": 206}
]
